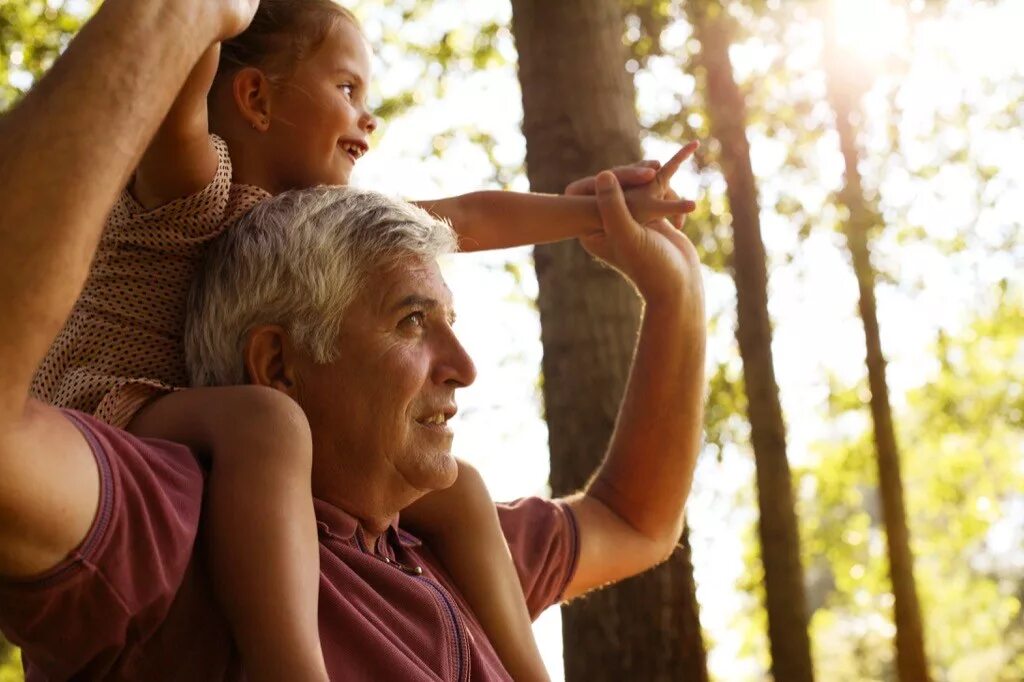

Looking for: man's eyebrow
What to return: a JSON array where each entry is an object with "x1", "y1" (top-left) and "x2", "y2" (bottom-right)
[{"x1": 390, "y1": 295, "x2": 456, "y2": 323}]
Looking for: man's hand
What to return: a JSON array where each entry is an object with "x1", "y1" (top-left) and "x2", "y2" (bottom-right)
[
  {"x1": 581, "y1": 171, "x2": 704, "y2": 307},
  {"x1": 215, "y1": 0, "x2": 260, "y2": 40},
  {"x1": 150, "y1": 0, "x2": 256, "y2": 44}
]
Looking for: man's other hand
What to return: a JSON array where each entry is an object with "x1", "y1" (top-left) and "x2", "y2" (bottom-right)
[
  {"x1": 199, "y1": 0, "x2": 259, "y2": 41},
  {"x1": 581, "y1": 171, "x2": 704, "y2": 310}
]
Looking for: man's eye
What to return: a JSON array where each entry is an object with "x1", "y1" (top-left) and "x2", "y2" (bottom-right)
[{"x1": 400, "y1": 312, "x2": 426, "y2": 330}]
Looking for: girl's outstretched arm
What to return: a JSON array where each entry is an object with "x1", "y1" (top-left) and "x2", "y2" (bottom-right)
[
  {"x1": 403, "y1": 462, "x2": 551, "y2": 682},
  {"x1": 414, "y1": 143, "x2": 698, "y2": 252}
]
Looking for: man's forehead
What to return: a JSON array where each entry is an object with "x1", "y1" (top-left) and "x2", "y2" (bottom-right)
[{"x1": 375, "y1": 258, "x2": 454, "y2": 313}]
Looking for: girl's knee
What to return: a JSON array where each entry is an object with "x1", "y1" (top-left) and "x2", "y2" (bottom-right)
[{"x1": 216, "y1": 386, "x2": 313, "y2": 469}]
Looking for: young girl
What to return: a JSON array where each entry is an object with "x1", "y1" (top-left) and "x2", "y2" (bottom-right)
[{"x1": 30, "y1": 1, "x2": 696, "y2": 680}]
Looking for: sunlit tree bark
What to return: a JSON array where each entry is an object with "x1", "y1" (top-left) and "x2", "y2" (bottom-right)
[
  {"x1": 824, "y1": 4, "x2": 931, "y2": 679},
  {"x1": 509, "y1": 1, "x2": 708, "y2": 679},
  {"x1": 687, "y1": 3, "x2": 815, "y2": 681}
]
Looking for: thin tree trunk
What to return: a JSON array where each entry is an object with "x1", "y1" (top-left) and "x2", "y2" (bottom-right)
[
  {"x1": 687, "y1": 3, "x2": 815, "y2": 681},
  {"x1": 509, "y1": 1, "x2": 708, "y2": 680},
  {"x1": 824, "y1": 10, "x2": 931, "y2": 679}
]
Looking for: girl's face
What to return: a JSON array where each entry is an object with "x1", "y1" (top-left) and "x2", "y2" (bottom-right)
[{"x1": 264, "y1": 19, "x2": 377, "y2": 191}]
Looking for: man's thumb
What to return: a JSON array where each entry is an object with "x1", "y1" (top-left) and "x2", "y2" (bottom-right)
[{"x1": 596, "y1": 171, "x2": 634, "y2": 237}]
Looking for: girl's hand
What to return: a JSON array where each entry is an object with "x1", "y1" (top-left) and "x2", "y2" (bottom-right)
[
  {"x1": 564, "y1": 143, "x2": 700, "y2": 229},
  {"x1": 622, "y1": 142, "x2": 699, "y2": 227}
]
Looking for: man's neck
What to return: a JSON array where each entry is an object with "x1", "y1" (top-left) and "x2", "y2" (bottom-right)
[
  {"x1": 354, "y1": 514, "x2": 394, "y2": 550},
  {"x1": 311, "y1": 462, "x2": 428, "y2": 549},
  {"x1": 313, "y1": 487, "x2": 409, "y2": 551}
]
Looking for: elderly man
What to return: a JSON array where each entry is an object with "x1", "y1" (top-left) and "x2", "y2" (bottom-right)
[{"x1": 0, "y1": 0, "x2": 706, "y2": 679}]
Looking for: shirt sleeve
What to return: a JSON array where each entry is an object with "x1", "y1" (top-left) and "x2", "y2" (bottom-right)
[
  {"x1": 0, "y1": 411, "x2": 204, "y2": 680},
  {"x1": 106, "y1": 134, "x2": 237, "y2": 248},
  {"x1": 497, "y1": 497, "x2": 580, "y2": 620}
]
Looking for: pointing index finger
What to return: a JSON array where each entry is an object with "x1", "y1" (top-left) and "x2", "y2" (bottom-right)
[{"x1": 656, "y1": 141, "x2": 700, "y2": 190}]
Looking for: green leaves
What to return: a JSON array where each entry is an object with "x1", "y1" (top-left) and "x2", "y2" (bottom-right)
[
  {"x1": 0, "y1": 0, "x2": 94, "y2": 111},
  {"x1": 800, "y1": 290, "x2": 1024, "y2": 679},
  {"x1": 0, "y1": 636, "x2": 21, "y2": 682}
]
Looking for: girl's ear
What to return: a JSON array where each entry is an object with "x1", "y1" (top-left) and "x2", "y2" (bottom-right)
[{"x1": 231, "y1": 67, "x2": 274, "y2": 132}]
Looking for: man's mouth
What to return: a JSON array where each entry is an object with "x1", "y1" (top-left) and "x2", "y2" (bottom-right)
[{"x1": 415, "y1": 407, "x2": 457, "y2": 432}]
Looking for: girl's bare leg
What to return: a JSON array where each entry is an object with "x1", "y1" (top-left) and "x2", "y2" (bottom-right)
[
  {"x1": 129, "y1": 385, "x2": 328, "y2": 682},
  {"x1": 404, "y1": 461, "x2": 550, "y2": 682}
]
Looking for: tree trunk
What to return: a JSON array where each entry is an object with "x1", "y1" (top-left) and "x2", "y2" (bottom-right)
[
  {"x1": 824, "y1": 10, "x2": 931, "y2": 680},
  {"x1": 687, "y1": 3, "x2": 815, "y2": 681},
  {"x1": 509, "y1": 2, "x2": 708, "y2": 680}
]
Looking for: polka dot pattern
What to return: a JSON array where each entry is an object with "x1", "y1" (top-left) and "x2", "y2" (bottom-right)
[{"x1": 30, "y1": 136, "x2": 271, "y2": 427}]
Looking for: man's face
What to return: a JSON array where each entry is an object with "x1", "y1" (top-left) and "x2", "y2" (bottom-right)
[{"x1": 294, "y1": 256, "x2": 476, "y2": 509}]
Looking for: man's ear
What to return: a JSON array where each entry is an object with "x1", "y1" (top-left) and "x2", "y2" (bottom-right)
[
  {"x1": 231, "y1": 67, "x2": 274, "y2": 132},
  {"x1": 244, "y1": 325, "x2": 299, "y2": 397}
]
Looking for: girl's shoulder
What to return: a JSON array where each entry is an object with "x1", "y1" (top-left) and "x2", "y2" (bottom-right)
[{"x1": 105, "y1": 135, "x2": 269, "y2": 246}]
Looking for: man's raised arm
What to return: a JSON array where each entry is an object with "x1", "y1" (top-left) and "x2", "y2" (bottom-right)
[
  {"x1": 0, "y1": 0, "x2": 255, "y2": 578},
  {"x1": 560, "y1": 170, "x2": 708, "y2": 600}
]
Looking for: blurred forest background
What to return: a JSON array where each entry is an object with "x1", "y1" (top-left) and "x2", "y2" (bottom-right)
[{"x1": 1, "y1": 0, "x2": 1022, "y2": 680}]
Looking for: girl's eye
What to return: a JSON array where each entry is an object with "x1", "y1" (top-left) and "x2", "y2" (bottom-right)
[{"x1": 339, "y1": 83, "x2": 354, "y2": 97}]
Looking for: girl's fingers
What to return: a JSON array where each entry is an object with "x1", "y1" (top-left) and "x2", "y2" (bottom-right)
[
  {"x1": 655, "y1": 141, "x2": 700, "y2": 188},
  {"x1": 657, "y1": 198, "x2": 698, "y2": 214},
  {"x1": 565, "y1": 165, "x2": 657, "y2": 196},
  {"x1": 614, "y1": 165, "x2": 659, "y2": 186}
]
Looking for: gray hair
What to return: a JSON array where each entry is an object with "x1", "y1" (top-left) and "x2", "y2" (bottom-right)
[{"x1": 185, "y1": 186, "x2": 458, "y2": 387}]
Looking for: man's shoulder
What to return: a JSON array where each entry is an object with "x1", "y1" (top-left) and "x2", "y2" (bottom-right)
[
  {"x1": 496, "y1": 496, "x2": 580, "y2": 618},
  {"x1": 57, "y1": 408, "x2": 206, "y2": 575},
  {"x1": 0, "y1": 407, "x2": 209, "y2": 680},
  {"x1": 496, "y1": 495, "x2": 578, "y2": 534}
]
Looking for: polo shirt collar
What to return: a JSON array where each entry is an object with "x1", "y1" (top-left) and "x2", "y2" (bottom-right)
[{"x1": 313, "y1": 498, "x2": 421, "y2": 549}]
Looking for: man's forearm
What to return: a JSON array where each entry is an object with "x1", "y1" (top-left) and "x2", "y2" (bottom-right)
[
  {"x1": 587, "y1": 291, "x2": 707, "y2": 548},
  {"x1": 0, "y1": 0, "x2": 222, "y2": 418}
]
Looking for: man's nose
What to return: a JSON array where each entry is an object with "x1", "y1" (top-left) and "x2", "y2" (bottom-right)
[{"x1": 434, "y1": 328, "x2": 476, "y2": 388}]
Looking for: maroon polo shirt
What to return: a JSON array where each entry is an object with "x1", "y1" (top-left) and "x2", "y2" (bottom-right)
[{"x1": 0, "y1": 410, "x2": 579, "y2": 681}]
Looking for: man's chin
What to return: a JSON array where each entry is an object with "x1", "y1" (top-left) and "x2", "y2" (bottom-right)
[
  {"x1": 410, "y1": 452, "x2": 459, "y2": 493},
  {"x1": 437, "y1": 456, "x2": 460, "y2": 490}
]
